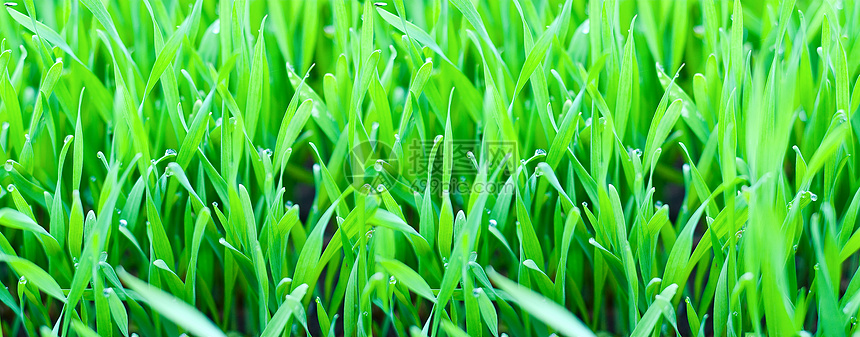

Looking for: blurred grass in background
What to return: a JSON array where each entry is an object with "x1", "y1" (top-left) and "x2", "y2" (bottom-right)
[{"x1": 1, "y1": 0, "x2": 860, "y2": 336}]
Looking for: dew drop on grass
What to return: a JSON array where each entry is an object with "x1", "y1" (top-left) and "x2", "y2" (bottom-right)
[
  {"x1": 4, "y1": 2, "x2": 18, "y2": 7},
  {"x1": 165, "y1": 148, "x2": 177, "y2": 156},
  {"x1": 285, "y1": 200, "x2": 294, "y2": 207},
  {"x1": 374, "y1": 160, "x2": 385, "y2": 171},
  {"x1": 4, "y1": 161, "x2": 13, "y2": 172},
  {"x1": 119, "y1": 219, "x2": 128, "y2": 227},
  {"x1": 534, "y1": 148, "x2": 546, "y2": 156},
  {"x1": 6, "y1": 184, "x2": 14, "y2": 192},
  {"x1": 472, "y1": 288, "x2": 482, "y2": 297},
  {"x1": 64, "y1": 134, "x2": 74, "y2": 143},
  {"x1": 376, "y1": 184, "x2": 385, "y2": 192},
  {"x1": 389, "y1": 276, "x2": 396, "y2": 285},
  {"x1": 103, "y1": 288, "x2": 113, "y2": 297},
  {"x1": 489, "y1": 219, "x2": 497, "y2": 227},
  {"x1": 434, "y1": 134, "x2": 443, "y2": 144}
]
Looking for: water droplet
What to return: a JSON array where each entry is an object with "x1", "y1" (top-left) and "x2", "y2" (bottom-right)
[
  {"x1": 165, "y1": 148, "x2": 177, "y2": 156},
  {"x1": 64, "y1": 135, "x2": 74, "y2": 143},
  {"x1": 582, "y1": 202, "x2": 588, "y2": 207},
  {"x1": 632, "y1": 148, "x2": 642, "y2": 156},
  {"x1": 466, "y1": 151, "x2": 476, "y2": 161},
  {"x1": 212, "y1": 201, "x2": 219, "y2": 207},
  {"x1": 119, "y1": 219, "x2": 128, "y2": 227},
  {"x1": 116, "y1": 209, "x2": 122, "y2": 215},
  {"x1": 6, "y1": 184, "x2": 14, "y2": 192},
  {"x1": 389, "y1": 276, "x2": 396, "y2": 284},
  {"x1": 472, "y1": 288, "x2": 482, "y2": 297},
  {"x1": 19, "y1": 276, "x2": 26, "y2": 284},
  {"x1": 489, "y1": 219, "x2": 497, "y2": 227},
  {"x1": 23, "y1": 133, "x2": 29, "y2": 141},
  {"x1": 261, "y1": 148, "x2": 273, "y2": 157},
  {"x1": 4, "y1": 161, "x2": 13, "y2": 172},
  {"x1": 285, "y1": 200, "x2": 294, "y2": 207},
  {"x1": 809, "y1": 192, "x2": 818, "y2": 201},
  {"x1": 376, "y1": 184, "x2": 386, "y2": 192},
  {"x1": 374, "y1": 160, "x2": 385, "y2": 171},
  {"x1": 534, "y1": 148, "x2": 546, "y2": 156},
  {"x1": 103, "y1": 288, "x2": 113, "y2": 297},
  {"x1": 434, "y1": 135, "x2": 443, "y2": 143},
  {"x1": 5, "y1": 2, "x2": 19, "y2": 7}
]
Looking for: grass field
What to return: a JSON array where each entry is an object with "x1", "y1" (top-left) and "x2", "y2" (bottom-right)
[{"x1": 1, "y1": 0, "x2": 860, "y2": 335}]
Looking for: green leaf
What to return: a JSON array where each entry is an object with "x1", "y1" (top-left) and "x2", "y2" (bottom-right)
[
  {"x1": 0, "y1": 254, "x2": 66, "y2": 302},
  {"x1": 378, "y1": 258, "x2": 436, "y2": 302},
  {"x1": 118, "y1": 268, "x2": 226, "y2": 337},
  {"x1": 488, "y1": 268, "x2": 595, "y2": 337}
]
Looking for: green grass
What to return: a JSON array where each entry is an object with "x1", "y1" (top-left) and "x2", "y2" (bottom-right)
[{"x1": 0, "y1": 0, "x2": 859, "y2": 336}]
